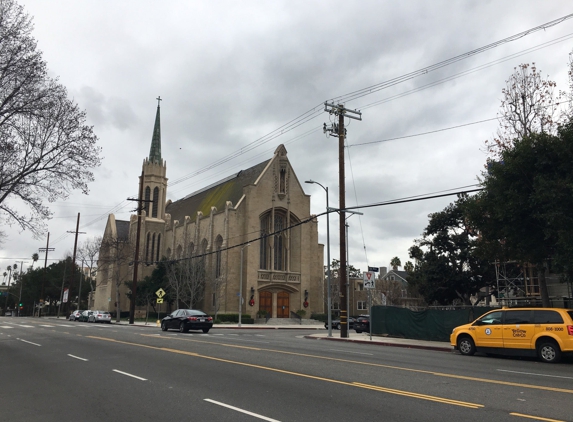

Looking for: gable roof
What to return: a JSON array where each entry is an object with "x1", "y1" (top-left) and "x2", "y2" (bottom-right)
[
  {"x1": 382, "y1": 270, "x2": 409, "y2": 283},
  {"x1": 166, "y1": 159, "x2": 270, "y2": 224}
]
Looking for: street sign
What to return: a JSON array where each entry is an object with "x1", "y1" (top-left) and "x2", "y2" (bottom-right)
[
  {"x1": 155, "y1": 288, "x2": 166, "y2": 298},
  {"x1": 62, "y1": 289, "x2": 69, "y2": 303},
  {"x1": 156, "y1": 298, "x2": 164, "y2": 304},
  {"x1": 368, "y1": 266, "x2": 379, "y2": 272},
  {"x1": 363, "y1": 271, "x2": 375, "y2": 289}
]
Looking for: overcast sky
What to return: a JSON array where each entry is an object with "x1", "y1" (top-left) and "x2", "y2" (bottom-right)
[{"x1": 2, "y1": 0, "x2": 573, "y2": 275}]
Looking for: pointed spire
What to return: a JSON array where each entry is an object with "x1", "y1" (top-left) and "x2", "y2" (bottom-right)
[{"x1": 148, "y1": 96, "x2": 162, "y2": 164}]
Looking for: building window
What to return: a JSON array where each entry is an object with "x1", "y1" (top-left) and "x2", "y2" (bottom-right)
[
  {"x1": 215, "y1": 235, "x2": 223, "y2": 278},
  {"x1": 279, "y1": 167, "x2": 286, "y2": 193},
  {"x1": 152, "y1": 187, "x2": 159, "y2": 218},
  {"x1": 145, "y1": 232, "x2": 151, "y2": 263},
  {"x1": 151, "y1": 233, "x2": 156, "y2": 263},
  {"x1": 156, "y1": 234, "x2": 161, "y2": 261},
  {"x1": 144, "y1": 186, "x2": 151, "y2": 216},
  {"x1": 260, "y1": 215, "x2": 269, "y2": 269},
  {"x1": 212, "y1": 292, "x2": 216, "y2": 307},
  {"x1": 357, "y1": 282, "x2": 364, "y2": 291},
  {"x1": 201, "y1": 239, "x2": 208, "y2": 261},
  {"x1": 274, "y1": 215, "x2": 285, "y2": 271},
  {"x1": 357, "y1": 301, "x2": 367, "y2": 310},
  {"x1": 259, "y1": 209, "x2": 298, "y2": 271},
  {"x1": 188, "y1": 242, "x2": 195, "y2": 258}
]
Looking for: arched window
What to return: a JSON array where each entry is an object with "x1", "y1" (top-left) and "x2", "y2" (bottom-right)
[
  {"x1": 188, "y1": 242, "x2": 195, "y2": 258},
  {"x1": 145, "y1": 232, "x2": 151, "y2": 263},
  {"x1": 151, "y1": 233, "x2": 156, "y2": 263},
  {"x1": 152, "y1": 187, "x2": 159, "y2": 218},
  {"x1": 215, "y1": 235, "x2": 223, "y2": 278},
  {"x1": 274, "y1": 215, "x2": 285, "y2": 270},
  {"x1": 144, "y1": 186, "x2": 151, "y2": 216},
  {"x1": 259, "y1": 214, "x2": 270, "y2": 269},
  {"x1": 156, "y1": 234, "x2": 161, "y2": 261},
  {"x1": 201, "y1": 239, "x2": 208, "y2": 259},
  {"x1": 176, "y1": 245, "x2": 183, "y2": 259}
]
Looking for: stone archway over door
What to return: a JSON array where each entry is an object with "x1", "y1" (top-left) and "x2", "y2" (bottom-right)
[
  {"x1": 260, "y1": 291, "x2": 272, "y2": 316},
  {"x1": 277, "y1": 291, "x2": 289, "y2": 318}
]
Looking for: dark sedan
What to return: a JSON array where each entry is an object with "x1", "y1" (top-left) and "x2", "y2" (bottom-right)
[
  {"x1": 354, "y1": 315, "x2": 370, "y2": 333},
  {"x1": 161, "y1": 309, "x2": 213, "y2": 333},
  {"x1": 325, "y1": 317, "x2": 355, "y2": 330}
]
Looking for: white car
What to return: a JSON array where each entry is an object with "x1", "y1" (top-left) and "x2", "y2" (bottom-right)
[
  {"x1": 69, "y1": 310, "x2": 84, "y2": 321},
  {"x1": 88, "y1": 310, "x2": 112, "y2": 323}
]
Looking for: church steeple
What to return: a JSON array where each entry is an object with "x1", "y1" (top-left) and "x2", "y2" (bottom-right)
[{"x1": 148, "y1": 96, "x2": 162, "y2": 164}]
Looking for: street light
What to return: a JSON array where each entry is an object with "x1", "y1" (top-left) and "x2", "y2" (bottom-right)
[
  {"x1": 305, "y1": 180, "x2": 333, "y2": 338},
  {"x1": 238, "y1": 243, "x2": 250, "y2": 328}
]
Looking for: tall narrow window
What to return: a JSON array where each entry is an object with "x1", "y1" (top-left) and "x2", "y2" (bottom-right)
[
  {"x1": 151, "y1": 234, "x2": 156, "y2": 263},
  {"x1": 188, "y1": 242, "x2": 195, "y2": 258},
  {"x1": 145, "y1": 232, "x2": 151, "y2": 263},
  {"x1": 156, "y1": 234, "x2": 161, "y2": 261},
  {"x1": 201, "y1": 239, "x2": 208, "y2": 260},
  {"x1": 279, "y1": 167, "x2": 286, "y2": 193},
  {"x1": 259, "y1": 215, "x2": 270, "y2": 269},
  {"x1": 152, "y1": 187, "x2": 159, "y2": 218},
  {"x1": 215, "y1": 236, "x2": 223, "y2": 278},
  {"x1": 144, "y1": 186, "x2": 151, "y2": 216},
  {"x1": 274, "y1": 215, "x2": 284, "y2": 270}
]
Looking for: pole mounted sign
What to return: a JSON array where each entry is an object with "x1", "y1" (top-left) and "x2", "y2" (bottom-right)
[
  {"x1": 363, "y1": 271, "x2": 375, "y2": 289},
  {"x1": 368, "y1": 266, "x2": 379, "y2": 272}
]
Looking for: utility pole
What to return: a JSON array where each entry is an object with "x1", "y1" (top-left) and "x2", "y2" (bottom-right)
[
  {"x1": 127, "y1": 170, "x2": 149, "y2": 324},
  {"x1": 67, "y1": 213, "x2": 86, "y2": 312},
  {"x1": 324, "y1": 102, "x2": 362, "y2": 338},
  {"x1": 38, "y1": 233, "x2": 55, "y2": 317}
]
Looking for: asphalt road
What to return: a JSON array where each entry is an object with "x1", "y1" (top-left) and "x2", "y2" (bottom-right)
[{"x1": 1, "y1": 317, "x2": 572, "y2": 422}]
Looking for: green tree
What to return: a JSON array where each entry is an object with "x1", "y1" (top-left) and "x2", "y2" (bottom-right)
[
  {"x1": 408, "y1": 197, "x2": 495, "y2": 306},
  {"x1": 468, "y1": 125, "x2": 573, "y2": 306},
  {"x1": 389, "y1": 257, "x2": 401, "y2": 270}
]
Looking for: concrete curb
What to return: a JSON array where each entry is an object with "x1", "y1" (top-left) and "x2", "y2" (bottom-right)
[{"x1": 304, "y1": 335, "x2": 452, "y2": 352}]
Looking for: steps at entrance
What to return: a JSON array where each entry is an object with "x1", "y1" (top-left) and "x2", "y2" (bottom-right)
[{"x1": 260, "y1": 318, "x2": 323, "y2": 326}]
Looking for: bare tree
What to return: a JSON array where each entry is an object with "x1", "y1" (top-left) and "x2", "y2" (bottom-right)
[
  {"x1": 77, "y1": 236, "x2": 101, "y2": 293},
  {"x1": 486, "y1": 63, "x2": 562, "y2": 157},
  {"x1": 98, "y1": 236, "x2": 132, "y2": 323},
  {"x1": 165, "y1": 258, "x2": 206, "y2": 309},
  {"x1": 0, "y1": 0, "x2": 101, "y2": 236}
]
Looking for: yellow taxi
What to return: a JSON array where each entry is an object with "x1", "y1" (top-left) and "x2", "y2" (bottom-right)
[{"x1": 450, "y1": 307, "x2": 573, "y2": 363}]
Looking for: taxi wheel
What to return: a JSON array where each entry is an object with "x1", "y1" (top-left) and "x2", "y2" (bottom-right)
[
  {"x1": 457, "y1": 336, "x2": 476, "y2": 356},
  {"x1": 537, "y1": 340, "x2": 561, "y2": 363},
  {"x1": 160, "y1": 321, "x2": 167, "y2": 331}
]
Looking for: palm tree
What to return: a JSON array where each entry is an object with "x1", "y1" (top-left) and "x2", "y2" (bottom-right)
[
  {"x1": 31, "y1": 253, "x2": 39, "y2": 269},
  {"x1": 390, "y1": 257, "x2": 401, "y2": 271}
]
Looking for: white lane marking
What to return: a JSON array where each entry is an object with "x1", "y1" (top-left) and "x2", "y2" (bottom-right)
[
  {"x1": 227, "y1": 333, "x2": 238, "y2": 336},
  {"x1": 223, "y1": 338, "x2": 270, "y2": 344},
  {"x1": 68, "y1": 354, "x2": 88, "y2": 361},
  {"x1": 18, "y1": 325, "x2": 34, "y2": 328},
  {"x1": 112, "y1": 370, "x2": 147, "y2": 381},
  {"x1": 39, "y1": 325, "x2": 55, "y2": 327},
  {"x1": 329, "y1": 349, "x2": 373, "y2": 356},
  {"x1": 57, "y1": 325, "x2": 75, "y2": 327},
  {"x1": 17, "y1": 338, "x2": 41, "y2": 346},
  {"x1": 254, "y1": 334, "x2": 266, "y2": 337},
  {"x1": 497, "y1": 369, "x2": 573, "y2": 380},
  {"x1": 0, "y1": 326, "x2": 13, "y2": 329},
  {"x1": 205, "y1": 399, "x2": 281, "y2": 422}
]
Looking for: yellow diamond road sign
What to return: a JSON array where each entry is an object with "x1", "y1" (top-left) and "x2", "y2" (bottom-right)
[
  {"x1": 156, "y1": 298, "x2": 164, "y2": 304},
  {"x1": 155, "y1": 288, "x2": 166, "y2": 298}
]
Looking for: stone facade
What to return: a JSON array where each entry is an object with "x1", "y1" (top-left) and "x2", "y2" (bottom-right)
[{"x1": 93, "y1": 105, "x2": 324, "y2": 318}]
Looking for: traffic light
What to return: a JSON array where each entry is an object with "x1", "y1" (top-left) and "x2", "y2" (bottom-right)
[{"x1": 19, "y1": 303, "x2": 23, "y2": 308}]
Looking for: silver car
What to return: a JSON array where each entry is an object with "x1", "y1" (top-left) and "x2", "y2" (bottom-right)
[{"x1": 88, "y1": 310, "x2": 112, "y2": 323}]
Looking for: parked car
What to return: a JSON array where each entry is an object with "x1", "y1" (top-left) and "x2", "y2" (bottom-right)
[
  {"x1": 89, "y1": 310, "x2": 112, "y2": 323},
  {"x1": 325, "y1": 317, "x2": 355, "y2": 330},
  {"x1": 161, "y1": 309, "x2": 213, "y2": 333},
  {"x1": 354, "y1": 315, "x2": 370, "y2": 333},
  {"x1": 78, "y1": 310, "x2": 93, "y2": 322},
  {"x1": 450, "y1": 307, "x2": 573, "y2": 363},
  {"x1": 69, "y1": 310, "x2": 84, "y2": 321}
]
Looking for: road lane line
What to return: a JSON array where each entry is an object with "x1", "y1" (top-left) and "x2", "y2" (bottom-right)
[
  {"x1": 39, "y1": 325, "x2": 55, "y2": 327},
  {"x1": 18, "y1": 325, "x2": 34, "y2": 328},
  {"x1": 89, "y1": 336, "x2": 483, "y2": 409},
  {"x1": 329, "y1": 349, "x2": 373, "y2": 356},
  {"x1": 497, "y1": 369, "x2": 573, "y2": 380},
  {"x1": 205, "y1": 399, "x2": 281, "y2": 421},
  {"x1": 139, "y1": 333, "x2": 573, "y2": 395},
  {"x1": 17, "y1": 338, "x2": 41, "y2": 346},
  {"x1": 0, "y1": 326, "x2": 13, "y2": 329},
  {"x1": 68, "y1": 354, "x2": 88, "y2": 361},
  {"x1": 112, "y1": 370, "x2": 147, "y2": 381},
  {"x1": 510, "y1": 412, "x2": 565, "y2": 421}
]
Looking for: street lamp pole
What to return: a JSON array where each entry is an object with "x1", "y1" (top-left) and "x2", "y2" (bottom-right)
[
  {"x1": 239, "y1": 244, "x2": 250, "y2": 328},
  {"x1": 305, "y1": 180, "x2": 332, "y2": 338}
]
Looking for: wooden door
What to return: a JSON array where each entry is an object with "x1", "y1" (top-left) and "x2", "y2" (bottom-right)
[
  {"x1": 260, "y1": 291, "x2": 272, "y2": 317},
  {"x1": 277, "y1": 291, "x2": 289, "y2": 318}
]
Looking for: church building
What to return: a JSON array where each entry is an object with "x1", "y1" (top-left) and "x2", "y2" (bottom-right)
[{"x1": 93, "y1": 103, "x2": 325, "y2": 319}]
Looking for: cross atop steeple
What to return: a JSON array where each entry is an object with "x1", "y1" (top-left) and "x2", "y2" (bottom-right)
[{"x1": 148, "y1": 97, "x2": 162, "y2": 164}]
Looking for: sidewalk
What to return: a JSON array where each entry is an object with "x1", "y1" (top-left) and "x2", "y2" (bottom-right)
[{"x1": 109, "y1": 319, "x2": 452, "y2": 352}]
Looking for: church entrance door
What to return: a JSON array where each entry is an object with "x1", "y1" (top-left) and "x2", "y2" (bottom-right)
[
  {"x1": 277, "y1": 291, "x2": 289, "y2": 318},
  {"x1": 259, "y1": 291, "x2": 272, "y2": 317}
]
